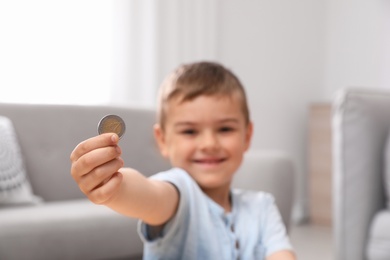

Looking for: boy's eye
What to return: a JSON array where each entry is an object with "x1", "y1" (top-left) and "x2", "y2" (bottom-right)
[
  {"x1": 219, "y1": 126, "x2": 234, "y2": 132},
  {"x1": 181, "y1": 129, "x2": 197, "y2": 135}
]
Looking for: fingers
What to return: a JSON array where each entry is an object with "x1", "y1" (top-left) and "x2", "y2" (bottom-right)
[
  {"x1": 70, "y1": 133, "x2": 119, "y2": 162},
  {"x1": 70, "y1": 133, "x2": 124, "y2": 204},
  {"x1": 74, "y1": 145, "x2": 121, "y2": 178},
  {"x1": 88, "y1": 171, "x2": 123, "y2": 204},
  {"x1": 78, "y1": 157, "x2": 124, "y2": 193},
  {"x1": 70, "y1": 134, "x2": 120, "y2": 181}
]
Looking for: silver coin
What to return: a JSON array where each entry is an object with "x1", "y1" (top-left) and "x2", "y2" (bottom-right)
[{"x1": 97, "y1": 115, "x2": 126, "y2": 138}]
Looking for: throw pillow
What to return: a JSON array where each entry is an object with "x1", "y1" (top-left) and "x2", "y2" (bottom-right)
[{"x1": 0, "y1": 116, "x2": 41, "y2": 206}]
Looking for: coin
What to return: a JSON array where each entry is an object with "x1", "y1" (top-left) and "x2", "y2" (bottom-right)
[{"x1": 97, "y1": 115, "x2": 126, "y2": 139}]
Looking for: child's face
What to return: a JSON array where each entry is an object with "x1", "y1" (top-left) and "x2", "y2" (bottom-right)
[{"x1": 154, "y1": 94, "x2": 253, "y2": 192}]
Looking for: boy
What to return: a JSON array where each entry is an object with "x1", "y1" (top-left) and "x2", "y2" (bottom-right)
[{"x1": 70, "y1": 61, "x2": 295, "y2": 259}]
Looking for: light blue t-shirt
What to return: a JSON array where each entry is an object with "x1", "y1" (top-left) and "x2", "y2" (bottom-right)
[{"x1": 138, "y1": 168, "x2": 293, "y2": 260}]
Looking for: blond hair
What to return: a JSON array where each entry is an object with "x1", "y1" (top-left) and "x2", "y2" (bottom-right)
[{"x1": 157, "y1": 61, "x2": 250, "y2": 129}]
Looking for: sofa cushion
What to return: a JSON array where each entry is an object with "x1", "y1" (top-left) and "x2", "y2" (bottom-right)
[
  {"x1": 0, "y1": 116, "x2": 41, "y2": 207},
  {"x1": 367, "y1": 210, "x2": 390, "y2": 260},
  {"x1": 0, "y1": 199, "x2": 143, "y2": 260}
]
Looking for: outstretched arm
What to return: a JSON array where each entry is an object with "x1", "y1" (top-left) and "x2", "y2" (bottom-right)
[
  {"x1": 267, "y1": 250, "x2": 296, "y2": 260},
  {"x1": 70, "y1": 133, "x2": 179, "y2": 225}
]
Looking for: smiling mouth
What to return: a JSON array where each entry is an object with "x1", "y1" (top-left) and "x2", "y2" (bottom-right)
[{"x1": 193, "y1": 158, "x2": 226, "y2": 164}]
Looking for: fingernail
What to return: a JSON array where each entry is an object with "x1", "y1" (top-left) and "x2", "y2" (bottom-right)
[
  {"x1": 116, "y1": 146, "x2": 121, "y2": 154},
  {"x1": 111, "y1": 134, "x2": 118, "y2": 143}
]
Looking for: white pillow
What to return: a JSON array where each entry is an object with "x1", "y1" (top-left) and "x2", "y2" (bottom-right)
[{"x1": 0, "y1": 116, "x2": 41, "y2": 206}]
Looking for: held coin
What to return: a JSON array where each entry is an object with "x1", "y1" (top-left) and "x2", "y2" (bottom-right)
[{"x1": 97, "y1": 115, "x2": 126, "y2": 139}]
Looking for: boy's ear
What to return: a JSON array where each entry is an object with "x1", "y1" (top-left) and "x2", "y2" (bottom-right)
[
  {"x1": 153, "y1": 124, "x2": 169, "y2": 158},
  {"x1": 244, "y1": 121, "x2": 254, "y2": 151}
]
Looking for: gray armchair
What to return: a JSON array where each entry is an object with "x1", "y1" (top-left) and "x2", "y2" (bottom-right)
[{"x1": 332, "y1": 87, "x2": 390, "y2": 260}]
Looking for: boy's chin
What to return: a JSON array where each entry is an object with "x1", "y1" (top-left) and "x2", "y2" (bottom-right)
[{"x1": 190, "y1": 172, "x2": 233, "y2": 187}]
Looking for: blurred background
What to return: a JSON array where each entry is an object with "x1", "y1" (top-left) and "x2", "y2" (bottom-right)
[{"x1": 1, "y1": 1, "x2": 389, "y2": 258}]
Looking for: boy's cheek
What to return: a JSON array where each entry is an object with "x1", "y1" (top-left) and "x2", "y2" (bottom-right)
[{"x1": 161, "y1": 150, "x2": 169, "y2": 158}]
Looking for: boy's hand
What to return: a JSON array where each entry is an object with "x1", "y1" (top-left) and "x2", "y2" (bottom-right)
[{"x1": 70, "y1": 133, "x2": 124, "y2": 205}]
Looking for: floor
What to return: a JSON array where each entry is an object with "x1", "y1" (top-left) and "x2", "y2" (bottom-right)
[{"x1": 289, "y1": 223, "x2": 333, "y2": 260}]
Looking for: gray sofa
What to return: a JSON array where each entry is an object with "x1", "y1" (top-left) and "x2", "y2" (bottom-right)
[
  {"x1": 0, "y1": 103, "x2": 295, "y2": 260},
  {"x1": 332, "y1": 87, "x2": 390, "y2": 260}
]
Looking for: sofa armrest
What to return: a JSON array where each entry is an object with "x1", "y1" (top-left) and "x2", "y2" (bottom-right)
[
  {"x1": 332, "y1": 87, "x2": 390, "y2": 260},
  {"x1": 232, "y1": 151, "x2": 295, "y2": 231}
]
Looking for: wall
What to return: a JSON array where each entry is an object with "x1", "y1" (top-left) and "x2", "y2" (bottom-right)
[
  {"x1": 0, "y1": 0, "x2": 113, "y2": 105},
  {"x1": 323, "y1": 0, "x2": 390, "y2": 98}
]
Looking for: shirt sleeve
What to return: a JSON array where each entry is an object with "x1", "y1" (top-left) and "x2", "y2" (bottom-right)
[
  {"x1": 137, "y1": 168, "x2": 192, "y2": 244},
  {"x1": 262, "y1": 194, "x2": 294, "y2": 257}
]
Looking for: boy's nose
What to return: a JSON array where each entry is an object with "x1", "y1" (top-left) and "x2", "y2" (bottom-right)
[{"x1": 199, "y1": 131, "x2": 220, "y2": 151}]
